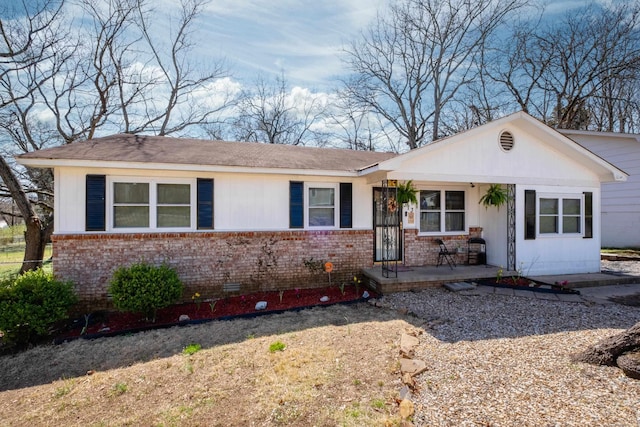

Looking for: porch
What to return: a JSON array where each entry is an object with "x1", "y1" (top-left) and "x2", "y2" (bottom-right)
[{"x1": 363, "y1": 263, "x2": 502, "y2": 294}]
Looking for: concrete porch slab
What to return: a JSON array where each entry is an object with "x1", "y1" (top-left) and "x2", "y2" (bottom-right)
[{"x1": 363, "y1": 264, "x2": 500, "y2": 294}]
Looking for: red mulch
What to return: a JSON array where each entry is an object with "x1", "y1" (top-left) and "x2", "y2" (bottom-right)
[{"x1": 55, "y1": 285, "x2": 374, "y2": 342}]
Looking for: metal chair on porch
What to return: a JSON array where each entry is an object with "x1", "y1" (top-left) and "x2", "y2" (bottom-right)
[{"x1": 435, "y1": 239, "x2": 456, "y2": 269}]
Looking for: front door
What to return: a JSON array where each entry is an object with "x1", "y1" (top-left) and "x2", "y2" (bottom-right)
[{"x1": 373, "y1": 187, "x2": 402, "y2": 262}]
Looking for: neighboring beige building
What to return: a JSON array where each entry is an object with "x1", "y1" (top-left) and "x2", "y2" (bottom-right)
[{"x1": 561, "y1": 129, "x2": 639, "y2": 248}]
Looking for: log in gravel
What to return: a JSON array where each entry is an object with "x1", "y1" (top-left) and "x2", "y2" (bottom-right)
[
  {"x1": 617, "y1": 350, "x2": 640, "y2": 380},
  {"x1": 573, "y1": 321, "x2": 640, "y2": 366}
]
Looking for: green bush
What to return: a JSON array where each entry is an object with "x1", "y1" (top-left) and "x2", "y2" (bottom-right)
[
  {"x1": 0, "y1": 269, "x2": 77, "y2": 345},
  {"x1": 109, "y1": 263, "x2": 183, "y2": 321}
]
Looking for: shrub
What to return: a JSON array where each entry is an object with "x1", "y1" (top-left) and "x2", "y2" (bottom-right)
[
  {"x1": 182, "y1": 343, "x2": 201, "y2": 355},
  {"x1": 0, "y1": 269, "x2": 77, "y2": 345},
  {"x1": 109, "y1": 263, "x2": 183, "y2": 321},
  {"x1": 269, "y1": 341, "x2": 286, "y2": 353}
]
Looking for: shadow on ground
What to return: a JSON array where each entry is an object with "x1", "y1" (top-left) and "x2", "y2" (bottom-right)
[
  {"x1": 0, "y1": 302, "x2": 419, "y2": 392},
  {"x1": 1, "y1": 288, "x2": 638, "y2": 392}
]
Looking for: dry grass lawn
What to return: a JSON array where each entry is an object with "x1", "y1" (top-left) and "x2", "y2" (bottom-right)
[
  {"x1": 0, "y1": 303, "x2": 410, "y2": 426},
  {"x1": 2, "y1": 292, "x2": 639, "y2": 426}
]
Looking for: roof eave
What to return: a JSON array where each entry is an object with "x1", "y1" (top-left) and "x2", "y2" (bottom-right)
[{"x1": 16, "y1": 157, "x2": 361, "y2": 177}]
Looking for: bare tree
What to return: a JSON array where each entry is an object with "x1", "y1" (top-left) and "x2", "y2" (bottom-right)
[
  {"x1": 134, "y1": 0, "x2": 231, "y2": 136},
  {"x1": 0, "y1": 0, "x2": 68, "y2": 272},
  {"x1": 326, "y1": 90, "x2": 378, "y2": 151},
  {"x1": 488, "y1": 3, "x2": 640, "y2": 130},
  {"x1": 0, "y1": 0, "x2": 232, "y2": 273},
  {"x1": 232, "y1": 73, "x2": 327, "y2": 145},
  {"x1": 587, "y1": 59, "x2": 640, "y2": 133},
  {"x1": 342, "y1": 0, "x2": 525, "y2": 149}
]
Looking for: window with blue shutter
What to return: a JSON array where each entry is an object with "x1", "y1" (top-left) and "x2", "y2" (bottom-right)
[
  {"x1": 197, "y1": 178, "x2": 214, "y2": 229},
  {"x1": 340, "y1": 183, "x2": 352, "y2": 228},
  {"x1": 86, "y1": 175, "x2": 106, "y2": 231},
  {"x1": 290, "y1": 181, "x2": 304, "y2": 228}
]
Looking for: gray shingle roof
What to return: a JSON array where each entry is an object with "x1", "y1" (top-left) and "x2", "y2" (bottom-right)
[{"x1": 19, "y1": 134, "x2": 397, "y2": 172}]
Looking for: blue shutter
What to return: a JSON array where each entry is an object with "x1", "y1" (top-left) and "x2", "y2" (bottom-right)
[
  {"x1": 86, "y1": 175, "x2": 106, "y2": 231},
  {"x1": 584, "y1": 192, "x2": 593, "y2": 239},
  {"x1": 197, "y1": 178, "x2": 214, "y2": 229},
  {"x1": 290, "y1": 181, "x2": 304, "y2": 228},
  {"x1": 340, "y1": 182, "x2": 352, "y2": 228},
  {"x1": 524, "y1": 190, "x2": 536, "y2": 240}
]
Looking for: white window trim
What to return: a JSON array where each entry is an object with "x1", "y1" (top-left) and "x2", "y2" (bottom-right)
[
  {"x1": 304, "y1": 182, "x2": 339, "y2": 230},
  {"x1": 417, "y1": 187, "x2": 468, "y2": 236},
  {"x1": 537, "y1": 193, "x2": 584, "y2": 237},
  {"x1": 106, "y1": 177, "x2": 197, "y2": 232}
]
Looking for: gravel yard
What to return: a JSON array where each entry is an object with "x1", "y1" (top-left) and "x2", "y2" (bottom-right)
[
  {"x1": 0, "y1": 260, "x2": 638, "y2": 426},
  {"x1": 379, "y1": 262, "x2": 640, "y2": 426},
  {"x1": 602, "y1": 259, "x2": 640, "y2": 275}
]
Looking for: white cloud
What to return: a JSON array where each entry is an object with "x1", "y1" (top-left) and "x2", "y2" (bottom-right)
[
  {"x1": 539, "y1": 0, "x2": 613, "y2": 16},
  {"x1": 193, "y1": 0, "x2": 388, "y2": 87},
  {"x1": 191, "y1": 77, "x2": 243, "y2": 110}
]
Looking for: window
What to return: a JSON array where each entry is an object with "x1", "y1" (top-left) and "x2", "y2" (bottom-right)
[
  {"x1": 308, "y1": 186, "x2": 335, "y2": 227},
  {"x1": 86, "y1": 176, "x2": 213, "y2": 232},
  {"x1": 419, "y1": 190, "x2": 465, "y2": 233},
  {"x1": 114, "y1": 182, "x2": 150, "y2": 228},
  {"x1": 290, "y1": 182, "x2": 351, "y2": 230},
  {"x1": 538, "y1": 194, "x2": 582, "y2": 235},
  {"x1": 157, "y1": 184, "x2": 190, "y2": 227},
  {"x1": 107, "y1": 178, "x2": 214, "y2": 231},
  {"x1": 562, "y1": 198, "x2": 581, "y2": 233},
  {"x1": 539, "y1": 198, "x2": 558, "y2": 234},
  {"x1": 419, "y1": 190, "x2": 440, "y2": 232}
]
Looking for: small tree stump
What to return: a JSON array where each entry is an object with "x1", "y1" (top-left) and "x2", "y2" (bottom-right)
[{"x1": 572, "y1": 322, "x2": 640, "y2": 366}]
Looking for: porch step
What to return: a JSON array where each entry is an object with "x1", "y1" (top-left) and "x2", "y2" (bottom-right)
[{"x1": 444, "y1": 282, "x2": 476, "y2": 292}]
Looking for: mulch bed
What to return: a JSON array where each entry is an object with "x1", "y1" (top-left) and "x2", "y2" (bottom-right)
[
  {"x1": 54, "y1": 285, "x2": 375, "y2": 343},
  {"x1": 475, "y1": 277, "x2": 580, "y2": 294}
]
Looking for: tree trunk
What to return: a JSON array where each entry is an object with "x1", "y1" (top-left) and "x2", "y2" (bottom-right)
[
  {"x1": 572, "y1": 322, "x2": 640, "y2": 366},
  {"x1": 0, "y1": 155, "x2": 50, "y2": 274},
  {"x1": 20, "y1": 216, "x2": 49, "y2": 274}
]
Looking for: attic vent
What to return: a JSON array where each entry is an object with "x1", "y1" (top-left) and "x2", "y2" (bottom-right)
[{"x1": 499, "y1": 131, "x2": 514, "y2": 151}]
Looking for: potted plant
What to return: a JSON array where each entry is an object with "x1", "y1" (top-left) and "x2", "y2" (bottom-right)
[
  {"x1": 396, "y1": 180, "x2": 418, "y2": 206},
  {"x1": 479, "y1": 184, "x2": 508, "y2": 209}
]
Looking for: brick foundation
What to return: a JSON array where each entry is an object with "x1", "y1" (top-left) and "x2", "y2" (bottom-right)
[{"x1": 53, "y1": 230, "x2": 374, "y2": 311}]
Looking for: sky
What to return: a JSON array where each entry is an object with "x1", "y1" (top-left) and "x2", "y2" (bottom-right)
[
  {"x1": 157, "y1": 0, "x2": 609, "y2": 91},
  {"x1": 1, "y1": 0, "x2": 619, "y2": 149},
  {"x1": 160, "y1": 0, "x2": 388, "y2": 89}
]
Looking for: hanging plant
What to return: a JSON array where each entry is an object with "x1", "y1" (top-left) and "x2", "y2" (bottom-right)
[
  {"x1": 479, "y1": 184, "x2": 509, "y2": 209},
  {"x1": 396, "y1": 180, "x2": 418, "y2": 206}
]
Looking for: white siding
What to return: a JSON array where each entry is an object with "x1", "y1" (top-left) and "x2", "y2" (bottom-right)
[
  {"x1": 54, "y1": 166, "x2": 374, "y2": 234},
  {"x1": 515, "y1": 185, "x2": 601, "y2": 275},
  {"x1": 477, "y1": 184, "x2": 509, "y2": 268},
  {"x1": 386, "y1": 123, "x2": 603, "y2": 187}
]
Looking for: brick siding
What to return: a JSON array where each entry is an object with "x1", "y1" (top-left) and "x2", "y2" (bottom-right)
[
  {"x1": 403, "y1": 226, "x2": 482, "y2": 266},
  {"x1": 53, "y1": 230, "x2": 374, "y2": 310}
]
